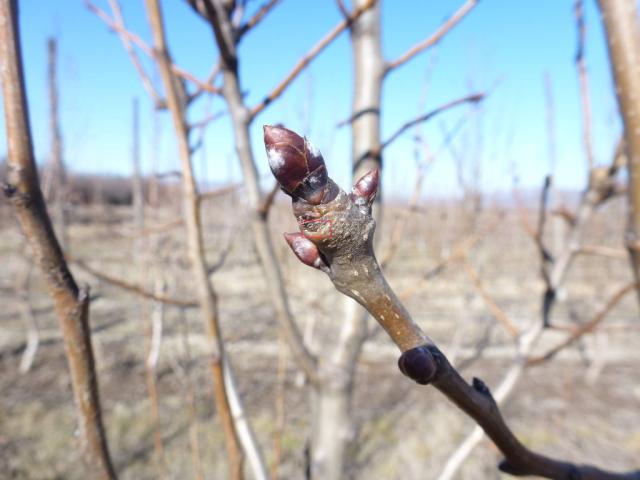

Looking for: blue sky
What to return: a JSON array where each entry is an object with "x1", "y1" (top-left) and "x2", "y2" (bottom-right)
[{"x1": 0, "y1": 1, "x2": 625, "y2": 198}]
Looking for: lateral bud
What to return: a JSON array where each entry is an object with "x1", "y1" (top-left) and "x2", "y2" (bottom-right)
[
  {"x1": 351, "y1": 168, "x2": 379, "y2": 207},
  {"x1": 284, "y1": 232, "x2": 329, "y2": 273},
  {"x1": 398, "y1": 345, "x2": 437, "y2": 385}
]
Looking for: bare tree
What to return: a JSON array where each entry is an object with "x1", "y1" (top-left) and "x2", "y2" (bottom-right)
[
  {"x1": 185, "y1": 2, "x2": 480, "y2": 476},
  {"x1": 143, "y1": 0, "x2": 259, "y2": 477},
  {"x1": 265, "y1": 124, "x2": 640, "y2": 480},
  {"x1": 437, "y1": 138, "x2": 628, "y2": 480},
  {"x1": 183, "y1": 0, "x2": 375, "y2": 391},
  {"x1": 307, "y1": 2, "x2": 479, "y2": 476},
  {"x1": 0, "y1": 1, "x2": 115, "y2": 478},
  {"x1": 598, "y1": 0, "x2": 640, "y2": 304}
]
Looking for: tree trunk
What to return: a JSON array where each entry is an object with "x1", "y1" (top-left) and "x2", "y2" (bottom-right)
[
  {"x1": 144, "y1": 1, "x2": 246, "y2": 477},
  {"x1": 197, "y1": 0, "x2": 320, "y2": 385},
  {"x1": 311, "y1": 1, "x2": 384, "y2": 478},
  {"x1": 598, "y1": 0, "x2": 640, "y2": 304},
  {"x1": 0, "y1": 2, "x2": 115, "y2": 477}
]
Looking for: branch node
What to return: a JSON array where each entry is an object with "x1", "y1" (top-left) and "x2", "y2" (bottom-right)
[
  {"x1": 472, "y1": 377, "x2": 491, "y2": 396},
  {"x1": 2, "y1": 182, "x2": 17, "y2": 198},
  {"x1": 498, "y1": 459, "x2": 528, "y2": 476},
  {"x1": 398, "y1": 345, "x2": 437, "y2": 385}
]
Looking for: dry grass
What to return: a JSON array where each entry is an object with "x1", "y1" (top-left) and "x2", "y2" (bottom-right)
[{"x1": 0, "y1": 195, "x2": 638, "y2": 479}]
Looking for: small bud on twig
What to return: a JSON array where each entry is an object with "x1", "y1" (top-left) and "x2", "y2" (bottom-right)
[
  {"x1": 283, "y1": 232, "x2": 329, "y2": 273},
  {"x1": 351, "y1": 168, "x2": 379, "y2": 207}
]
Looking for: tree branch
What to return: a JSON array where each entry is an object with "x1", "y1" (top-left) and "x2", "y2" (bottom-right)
[
  {"x1": 106, "y1": 0, "x2": 165, "y2": 107},
  {"x1": 237, "y1": 0, "x2": 282, "y2": 39},
  {"x1": 398, "y1": 219, "x2": 497, "y2": 301},
  {"x1": 265, "y1": 125, "x2": 640, "y2": 480},
  {"x1": 256, "y1": 180, "x2": 280, "y2": 219},
  {"x1": 192, "y1": 0, "x2": 323, "y2": 389},
  {"x1": 144, "y1": 0, "x2": 250, "y2": 476},
  {"x1": 385, "y1": 0, "x2": 478, "y2": 73},
  {"x1": 250, "y1": 0, "x2": 376, "y2": 118},
  {"x1": 462, "y1": 257, "x2": 519, "y2": 338},
  {"x1": 86, "y1": 0, "x2": 220, "y2": 98},
  {"x1": 0, "y1": 1, "x2": 116, "y2": 477},
  {"x1": 575, "y1": 0, "x2": 594, "y2": 170},
  {"x1": 379, "y1": 93, "x2": 484, "y2": 151},
  {"x1": 71, "y1": 258, "x2": 198, "y2": 308},
  {"x1": 527, "y1": 281, "x2": 637, "y2": 366}
]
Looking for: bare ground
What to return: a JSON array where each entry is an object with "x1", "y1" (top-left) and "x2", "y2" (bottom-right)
[{"x1": 0, "y1": 196, "x2": 638, "y2": 479}]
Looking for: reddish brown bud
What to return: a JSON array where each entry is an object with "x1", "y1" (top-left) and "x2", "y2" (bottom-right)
[
  {"x1": 284, "y1": 232, "x2": 329, "y2": 272},
  {"x1": 264, "y1": 125, "x2": 328, "y2": 205},
  {"x1": 398, "y1": 345, "x2": 437, "y2": 385},
  {"x1": 352, "y1": 169, "x2": 379, "y2": 206}
]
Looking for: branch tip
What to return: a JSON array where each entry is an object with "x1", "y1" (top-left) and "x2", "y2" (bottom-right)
[{"x1": 264, "y1": 124, "x2": 328, "y2": 204}]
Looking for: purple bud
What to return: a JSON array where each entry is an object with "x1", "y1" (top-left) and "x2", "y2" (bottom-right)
[
  {"x1": 284, "y1": 232, "x2": 329, "y2": 271},
  {"x1": 264, "y1": 125, "x2": 328, "y2": 205},
  {"x1": 398, "y1": 345, "x2": 437, "y2": 385},
  {"x1": 352, "y1": 169, "x2": 379, "y2": 205}
]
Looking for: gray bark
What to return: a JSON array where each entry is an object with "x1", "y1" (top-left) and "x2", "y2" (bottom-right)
[{"x1": 311, "y1": 1, "x2": 384, "y2": 478}]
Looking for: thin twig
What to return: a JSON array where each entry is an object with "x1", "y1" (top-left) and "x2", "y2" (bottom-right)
[
  {"x1": 379, "y1": 169, "x2": 424, "y2": 268},
  {"x1": 238, "y1": 0, "x2": 282, "y2": 38},
  {"x1": 86, "y1": 0, "x2": 220, "y2": 96},
  {"x1": 462, "y1": 258, "x2": 520, "y2": 338},
  {"x1": 190, "y1": 108, "x2": 227, "y2": 130},
  {"x1": 335, "y1": 0, "x2": 350, "y2": 19},
  {"x1": 575, "y1": 0, "x2": 594, "y2": 171},
  {"x1": 72, "y1": 258, "x2": 198, "y2": 308},
  {"x1": 256, "y1": 181, "x2": 280, "y2": 219},
  {"x1": 436, "y1": 321, "x2": 544, "y2": 480},
  {"x1": 537, "y1": 175, "x2": 554, "y2": 282},
  {"x1": 144, "y1": 278, "x2": 168, "y2": 479},
  {"x1": 398, "y1": 220, "x2": 498, "y2": 301},
  {"x1": 250, "y1": 0, "x2": 375, "y2": 118},
  {"x1": 379, "y1": 93, "x2": 484, "y2": 151},
  {"x1": 385, "y1": 0, "x2": 478, "y2": 73},
  {"x1": 188, "y1": 61, "x2": 222, "y2": 104},
  {"x1": 527, "y1": 281, "x2": 636, "y2": 366},
  {"x1": 106, "y1": 0, "x2": 164, "y2": 107},
  {"x1": 578, "y1": 245, "x2": 628, "y2": 259}
]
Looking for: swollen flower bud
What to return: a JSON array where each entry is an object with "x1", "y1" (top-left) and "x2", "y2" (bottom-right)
[
  {"x1": 352, "y1": 169, "x2": 379, "y2": 206},
  {"x1": 264, "y1": 125, "x2": 328, "y2": 205},
  {"x1": 398, "y1": 345, "x2": 437, "y2": 385},
  {"x1": 283, "y1": 232, "x2": 329, "y2": 272}
]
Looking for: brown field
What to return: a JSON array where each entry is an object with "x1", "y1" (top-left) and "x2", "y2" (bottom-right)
[{"x1": 1, "y1": 193, "x2": 638, "y2": 479}]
